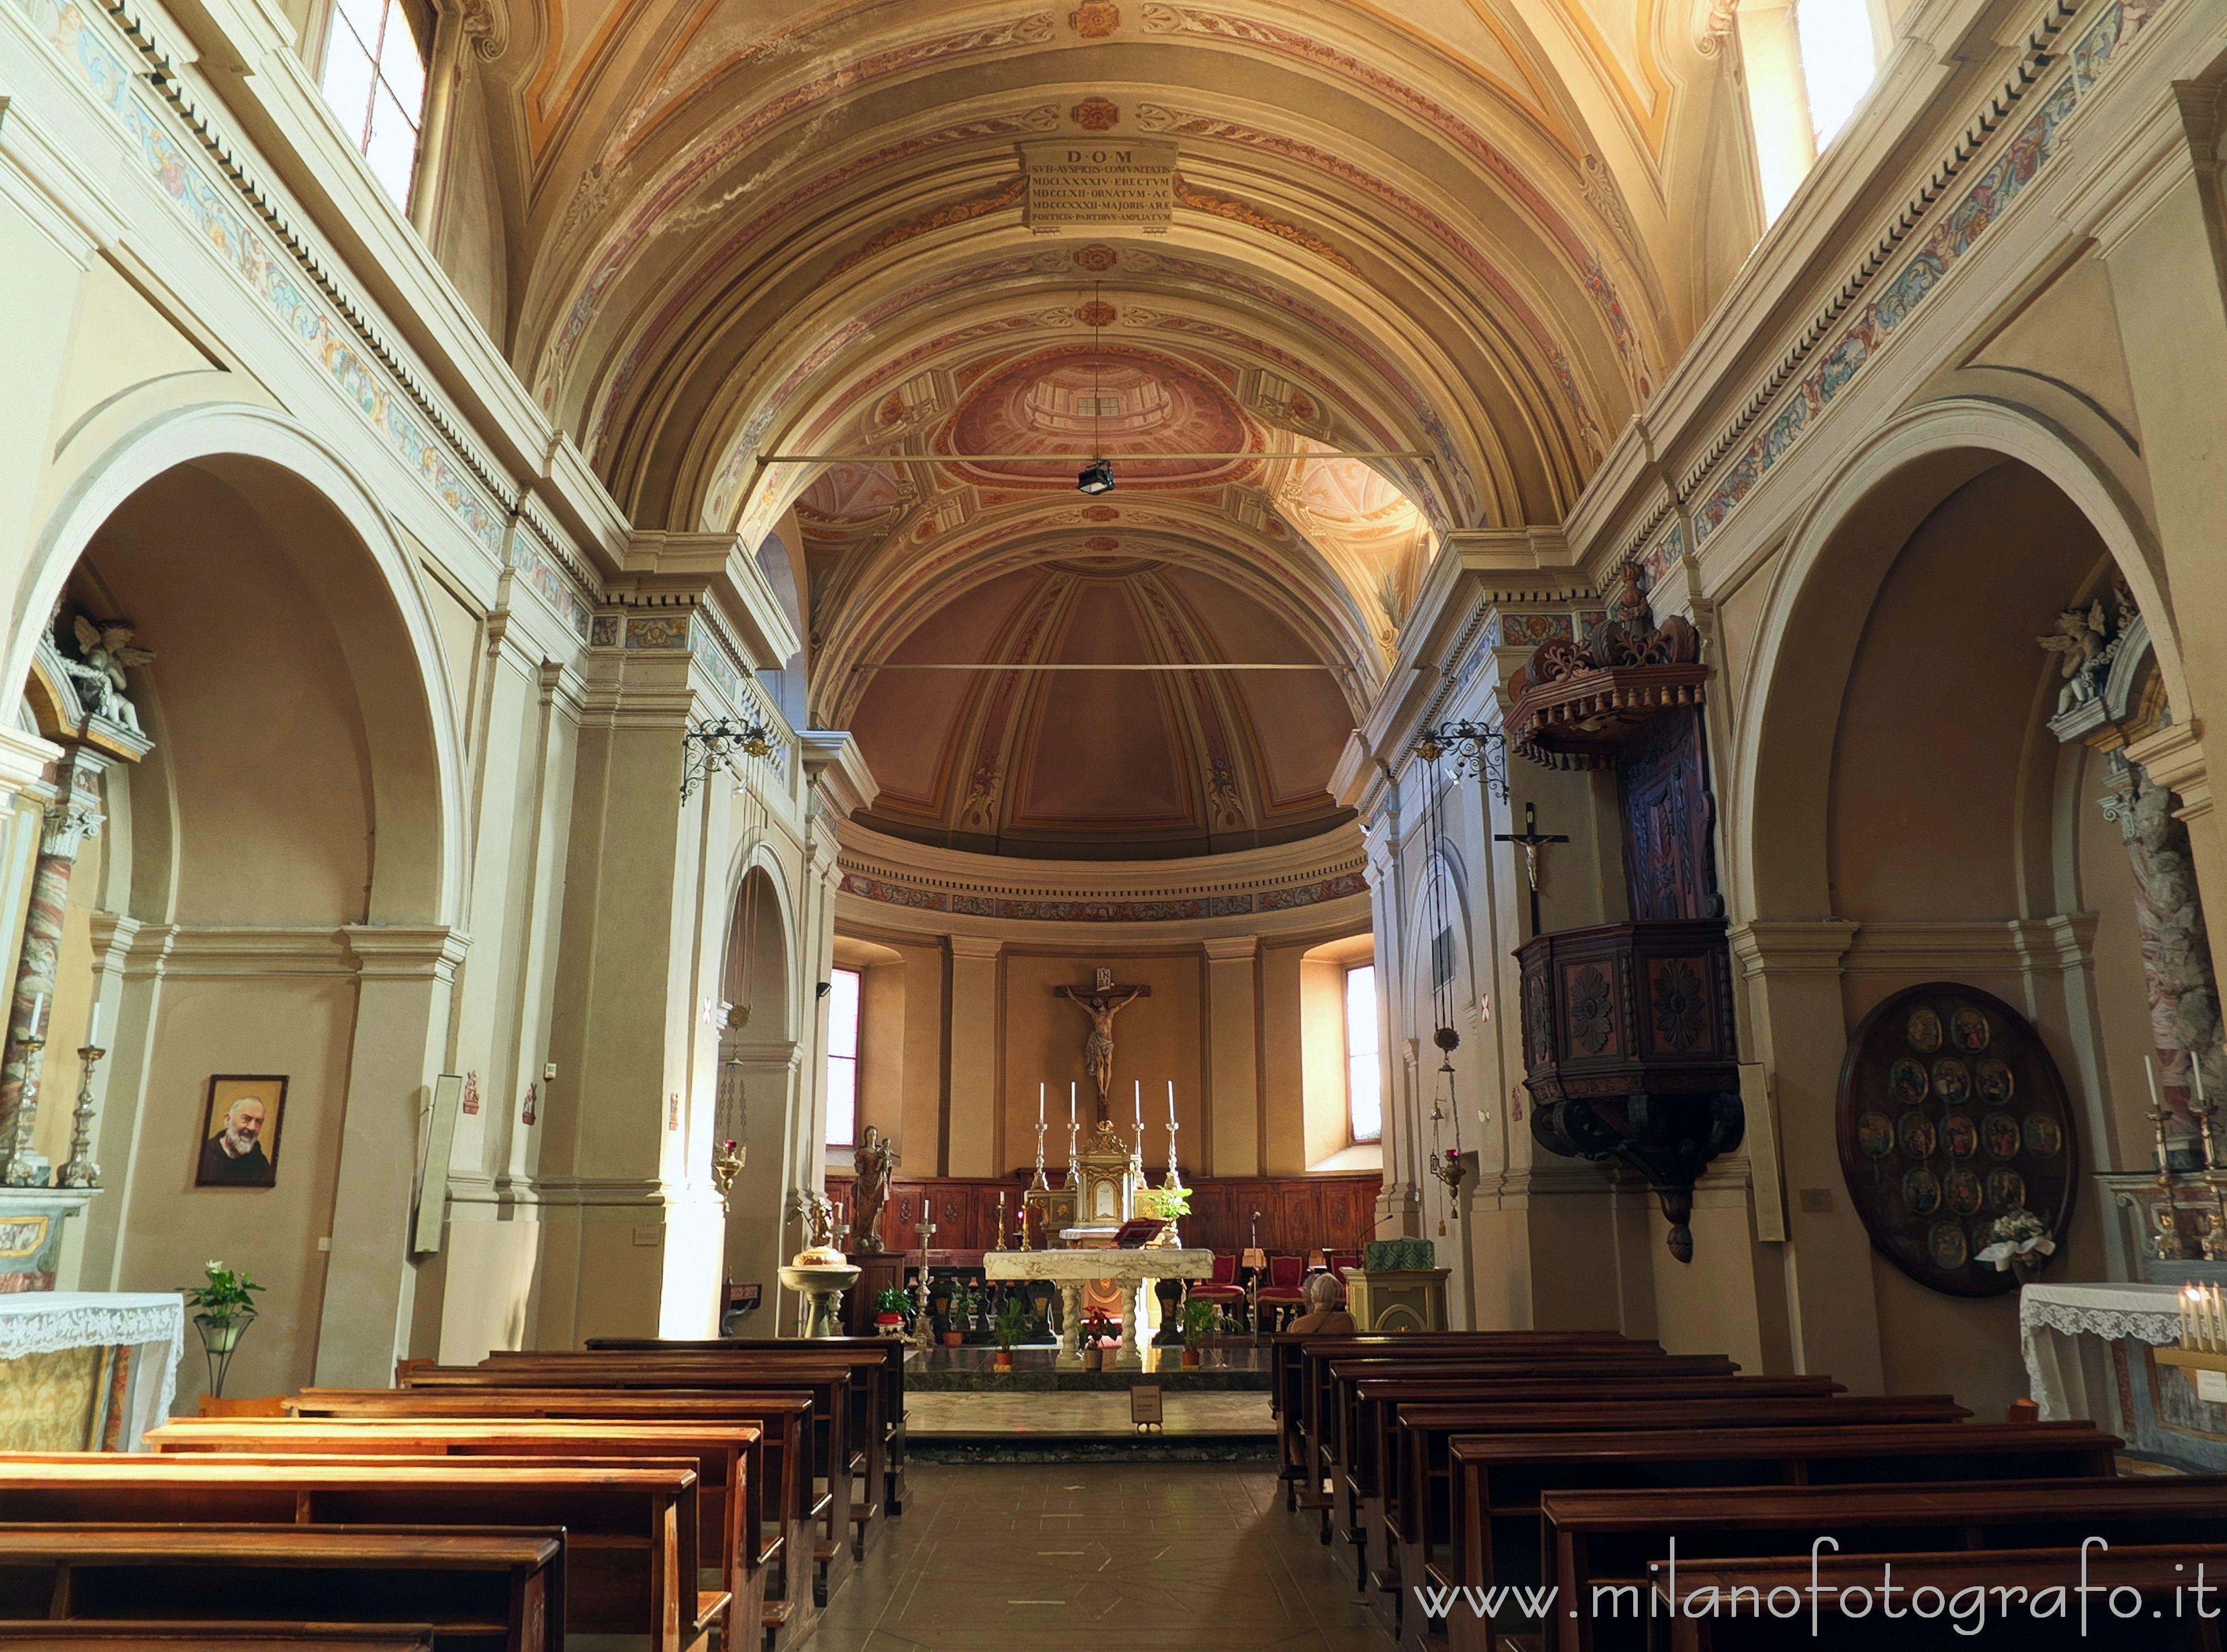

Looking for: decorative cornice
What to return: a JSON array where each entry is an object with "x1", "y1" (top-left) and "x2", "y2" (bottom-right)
[
  {"x1": 1659, "y1": 0, "x2": 2156, "y2": 559},
  {"x1": 833, "y1": 818, "x2": 1366, "y2": 924}
]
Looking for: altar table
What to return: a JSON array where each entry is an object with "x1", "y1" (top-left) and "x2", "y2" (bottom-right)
[
  {"x1": 985, "y1": 1248, "x2": 1214, "y2": 1369},
  {"x1": 0, "y1": 1291, "x2": 183, "y2": 1450},
  {"x1": 2019, "y1": 1281, "x2": 2182, "y2": 1426}
]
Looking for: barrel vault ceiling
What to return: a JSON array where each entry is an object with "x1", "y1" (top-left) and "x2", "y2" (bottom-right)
[{"x1": 473, "y1": 0, "x2": 1762, "y2": 854}]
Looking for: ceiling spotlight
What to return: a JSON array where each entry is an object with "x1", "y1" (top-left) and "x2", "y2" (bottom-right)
[{"x1": 1077, "y1": 459, "x2": 1116, "y2": 495}]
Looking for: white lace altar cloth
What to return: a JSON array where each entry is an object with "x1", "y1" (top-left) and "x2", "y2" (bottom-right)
[
  {"x1": 0, "y1": 1291, "x2": 184, "y2": 1448},
  {"x1": 2019, "y1": 1281, "x2": 2183, "y2": 1426}
]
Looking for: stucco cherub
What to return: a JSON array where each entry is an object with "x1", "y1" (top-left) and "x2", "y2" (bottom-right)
[
  {"x1": 2038, "y1": 600, "x2": 2109, "y2": 712},
  {"x1": 65, "y1": 616, "x2": 155, "y2": 732}
]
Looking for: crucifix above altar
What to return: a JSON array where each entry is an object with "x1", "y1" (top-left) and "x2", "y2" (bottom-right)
[{"x1": 1055, "y1": 967, "x2": 1151, "y2": 1122}]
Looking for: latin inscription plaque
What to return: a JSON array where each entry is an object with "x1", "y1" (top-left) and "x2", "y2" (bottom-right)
[{"x1": 1020, "y1": 139, "x2": 1177, "y2": 231}]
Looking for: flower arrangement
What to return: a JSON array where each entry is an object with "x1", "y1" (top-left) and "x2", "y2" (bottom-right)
[
  {"x1": 185, "y1": 1260, "x2": 265, "y2": 1397},
  {"x1": 1977, "y1": 1208, "x2": 2055, "y2": 1279}
]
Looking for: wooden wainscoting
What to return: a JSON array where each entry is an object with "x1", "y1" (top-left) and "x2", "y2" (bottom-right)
[{"x1": 824, "y1": 1169, "x2": 1381, "y2": 1256}]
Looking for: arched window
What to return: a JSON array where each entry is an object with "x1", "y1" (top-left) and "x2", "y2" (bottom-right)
[
  {"x1": 1344, "y1": 964, "x2": 1382, "y2": 1145},
  {"x1": 825, "y1": 966, "x2": 862, "y2": 1147},
  {"x1": 1740, "y1": 0, "x2": 1890, "y2": 221},
  {"x1": 317, "y1": 0, "x2": 430, "y2": 209}
]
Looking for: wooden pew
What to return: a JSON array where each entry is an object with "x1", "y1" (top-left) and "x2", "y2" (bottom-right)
[
  {"x1": 1349, "y1": 1369, "x2": 1825, "y2": 1575},
  {"x1": 1274, "y1": 1334, "x2": 1640, "y2": 1518},
  {"x1": 589, "y1": 1335, "x2": 908, "y2": 1516},
  {"x1": 288, "y1": 1389, "x2": 821, "y2": 1631},
  {"x1": 145, "y1": 1417, "x2": 775, "y2": 1651},
  {"x1": 1646, "y1": 1543, "x2": 2227, "y2": 1651},
  {"x1": 1327, "y1": 1354, "x2": 1736, "y2": 1562},
  {"x1": 0, "y1": 1525, "x2": 559, "y2": 1652},
  {"x1": 1355, "y1": 1394, "x2": 1969, "y2": 1637},
  {"x1": 1544, "y1": 1477, "x2": 2227, "y2": 1651},
  {"x1": 0, "y1": 1631, "x2": 437, "y2": 1652},
  {"x1": 485, "y1": 1344, "x2": 896, "y2": 1555},
  {"x1": 0, "y1": 1629, "x2": 436, "y2": 1652},
  {"x1": 418, "y1": 1352, "x2": 869, "y2": 1569},
  {"x1": 0, "y1": 1458, "x2": 711, "y2": 1652},
  {"x1": 400, "y1": 1355, "x2": 859, "y2": 1597},
  {"x1": 1438, "y1": 1421, "x2": 2123, "y2": 1652}
]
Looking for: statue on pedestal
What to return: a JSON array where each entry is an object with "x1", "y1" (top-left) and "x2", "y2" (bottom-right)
[{"x1": 851, "y1": 1125, "x2": 898, "y2": 1254}]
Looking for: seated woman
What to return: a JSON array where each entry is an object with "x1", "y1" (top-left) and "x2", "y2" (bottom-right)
[{"x1": 1284, "y1": 1270, "x2": 1356, "y2": 1337}]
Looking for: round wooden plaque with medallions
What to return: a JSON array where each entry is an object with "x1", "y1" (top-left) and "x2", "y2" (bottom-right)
[{"x1": 1836, "y1": 982, "x2": 2078, "y2": 1298}]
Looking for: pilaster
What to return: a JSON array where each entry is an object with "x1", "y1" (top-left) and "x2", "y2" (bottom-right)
[
  {"x1": 945, "y1": 935, "x2": 1003, "y2": 1178},
  {"x1": 1729, "y1": 919, "x2": 1880, "y2": 1387},
  {"x1": 1203, "y1": 935, "x2": 1261, "y2": 1178},
  {"x1": 312, "y1": 925, "x2": 469, "y2": 1385}
]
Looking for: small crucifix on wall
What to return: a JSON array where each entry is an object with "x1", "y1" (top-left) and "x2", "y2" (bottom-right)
[
  {"x1": 1055, "y1": 967, "x2": 1151, "y2": 1123},
  {"x1": 1494, "y1": 802, "x2": 1569, "y2": 938}
]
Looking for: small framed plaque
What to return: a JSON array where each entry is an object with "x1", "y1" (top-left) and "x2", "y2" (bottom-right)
[{"x1": 1129, "y1": 1383, "x2": 1163, "y2": 1430}]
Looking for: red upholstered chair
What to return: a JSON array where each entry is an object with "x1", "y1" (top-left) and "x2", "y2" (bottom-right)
[
  {"x1": 1325, "y1": 1251, "x2": 1361, "y2": 1282},
  {"x1": 1189, "y1": 1253, "x2": 1247, "y2": 1328},
  {"x1": 1255, "y1": 1253, "x2": 1307, "y2": 1331}
]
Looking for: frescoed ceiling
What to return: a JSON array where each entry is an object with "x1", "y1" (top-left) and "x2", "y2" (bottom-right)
[{"x1": 458, "y1": 0, "x2": 1765, "y2": 854}]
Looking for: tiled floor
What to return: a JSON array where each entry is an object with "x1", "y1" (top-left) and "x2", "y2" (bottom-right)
[
  {"x1": 905, "y1": 1390, "x2": 1275, "y2": 1437},
  {"x1": 809, "y1": 1461, "x2": 1397, "y2": 1651}
]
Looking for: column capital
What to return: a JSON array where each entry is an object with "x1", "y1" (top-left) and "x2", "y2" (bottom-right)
[
  {"x1": 799, "y1": 731, "x2": 878, "y2": 821},
  {"x1": 947, "y1": 935, "x2": 1004, "y2": 961},
  {"x1": 1202, "y1": 936, "x2": 1258, "y2": 962},
  {"x1": 2126, "y1": 719, "x2": 2211, "y2": 823},
  {"x1": 1728, "y1": 919, "x2": 1859, "y2": 975},
  {"x1": 343, "y1": 924, "x2": 473, "y2": 981}
]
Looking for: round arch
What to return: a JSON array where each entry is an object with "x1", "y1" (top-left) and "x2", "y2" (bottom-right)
[
  {"x1": 1728, "y1": 397, "x2": 2174, "y2": 921},
  {"x1": 721, "y1": 837, "x2": 798, "y2": 1045},
  {"x1": 14, "y1": 402, "x2": 468, "y2": 924}
]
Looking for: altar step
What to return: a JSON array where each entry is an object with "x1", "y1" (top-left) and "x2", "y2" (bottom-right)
[{"x1": 901, "y1": 1386, "x2": 1276, "y2": 1462}]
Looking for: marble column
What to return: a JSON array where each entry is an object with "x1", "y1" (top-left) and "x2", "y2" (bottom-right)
[
  {"x1": 0, "y1": 754, "x2": 103, "y2": 1185},
  {"x1": 2101, "y1": 765, "x2": 2221, "y2": 1150}
]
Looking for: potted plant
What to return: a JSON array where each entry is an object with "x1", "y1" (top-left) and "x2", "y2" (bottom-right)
[
  {"x1": 992, "y1": 1295, "x2": 1028, "y2": 1372},
  {"x1": 1135, "y1": 1184, "x2": 1191, "y2": 1247},
  {"x1": 963, "y1": 1282, "x2": 982, "y2": 1333},
  {"x1": 186, "y1": 1259, "x2": 264, "y2": 1399},
  {"x1": 1978, "y1": 1208, "x2": 2056, "y2": 1285},
  {"x1": 873, "y1": 1285, "x2": 910, "y2": 1335},
  {"x1": 1180, "y1": 1296, "x2": 1217, "y2": 1368}
]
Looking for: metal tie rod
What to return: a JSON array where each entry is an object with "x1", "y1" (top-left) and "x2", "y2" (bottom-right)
[
  {"x1": 851, "y1": 661, "x2": 1333, "y2": 672},
  {"x1": 756, "y1": 449, "x2": 1436, "y2": 464}
]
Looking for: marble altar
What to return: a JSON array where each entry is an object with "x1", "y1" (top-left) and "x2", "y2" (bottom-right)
[{"x1": 985, "y1": 1247, "x2": 1213, "y2": 1369}]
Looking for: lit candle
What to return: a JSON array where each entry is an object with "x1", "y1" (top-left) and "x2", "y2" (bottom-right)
[
  {"x1": 2186, "y1": 1287, "x2": 2199, "y2": 1350},
  {"x1": 1168, "y1": 1080, "x2": 1177, "y2": 1128},
  {"x1": 27, "y1": 994, "x2": 42, "y2": 1040}
]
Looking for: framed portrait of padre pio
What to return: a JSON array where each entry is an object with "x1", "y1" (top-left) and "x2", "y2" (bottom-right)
[{"x1": 196, "y1": 1076, "x2": 287, "y2": 1188}]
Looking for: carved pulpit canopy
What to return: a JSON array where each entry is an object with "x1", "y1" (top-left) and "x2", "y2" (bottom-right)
[{"x1": 1506, "y1": 566, "x2": 1706, "y2": 771}]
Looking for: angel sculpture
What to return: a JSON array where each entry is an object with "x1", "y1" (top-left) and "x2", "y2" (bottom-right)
[
  {"x1": 2038, "y1": 601, "x2": 2109, "y2": 713},
  {"x1": 64, "y1": 617, "x2": 154, "y2": 733}
]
